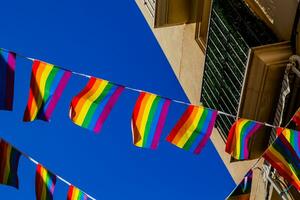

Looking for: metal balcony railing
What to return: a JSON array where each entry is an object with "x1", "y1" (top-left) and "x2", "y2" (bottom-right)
[{"x1": 200, "y1": 0, "x2": 278, "y2": 141}]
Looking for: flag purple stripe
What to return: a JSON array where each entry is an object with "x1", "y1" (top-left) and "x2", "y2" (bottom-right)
[
  {"x1": 150, "y1": 99, "x2": 171, "y2": 149},
  {"x1": 44, "y1": 71, "x2": 72, "y2": 120},
  {"x1": 193, "y1": 111, "x2": 217, "y2": 154},
  {"x1": 93, "y1": 86, "x2": 124, "y2": 132}
]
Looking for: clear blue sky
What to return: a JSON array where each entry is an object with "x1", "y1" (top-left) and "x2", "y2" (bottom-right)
[{"x1": 0, "y1": 0, "x2": 235, "y2": 199}]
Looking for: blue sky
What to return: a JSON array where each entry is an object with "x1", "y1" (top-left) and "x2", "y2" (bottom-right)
[{"x1": 0, "y1": 0, "x2": 235, "y2": 199}]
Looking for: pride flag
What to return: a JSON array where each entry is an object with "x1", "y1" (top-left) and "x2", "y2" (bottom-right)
[
  {"x1": 131, "y1": 92, "x2": 171, "y2": 149},
  {"x1": 67, "y1": 185, "x2": 88, "y2": 200},
  {"x1": 23, "y1": 60, "x2": 71, "y2": 122},
  {"x1": 70, "y1": 77, "x2": 124, "y2": 133},
  {"x1": 0, "y1": 50, "x2": 16, "y2": 110},
  {"x1": 277, "y1": 128, "x2": 300, "y2": 156},
  {"x1": 292, "y1": 108, "x2": 300, "y2": 127},
  {"x1": 35, "y1": 164, "x2": 57, "y2": 200},
  {"x1": 225, "y1": 119, "x2": 262, "y2": 160},
  {"x1": 226, "y1": 170, "x2": 253, "y2": 200},
  {"x1": 166, "y1": 105, "x2": 217, "y2": 154},
  {"x1": 0, "y1": 139, "x2": 21, "y2": 189},
  {"x1": 263, "y1": 133, "x2": 300, "y2": 190}
]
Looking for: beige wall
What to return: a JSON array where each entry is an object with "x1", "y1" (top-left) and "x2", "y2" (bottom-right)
[
  {"x1": 135, "y1": 0, "x2": 204, "y2": 104},
  {"x1": 136, "y1": 1, "x2": 300, "y2": 199},
  {"x1": 135, "y1": 0, "x2": 258, "y2": 185}
]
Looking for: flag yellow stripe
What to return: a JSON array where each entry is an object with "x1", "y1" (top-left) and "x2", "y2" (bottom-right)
[
  {"x1": 176, "y1": 107, "x2": 204, "y2": 148},
  {"x1": 3, "y1": 145, "x2": 12, "y2": 183},
  {"x1": 73, "y1": 187, "x2": 80, "y2": 199},
  {"x1": 75, "y1": 80, "x2": 108, "y2": 125},
  {"x1": 31, "y1": 63, "x2": 53, "y2": 119},
  {"x1": 269, "y1": 148, "x2": 299, "y2": 183},
  {"x1": 233, "y1": 120, "x2": 248, "y2": 158},
  {"x1": 172, "y1": 107, "x2": 199, "y2": 144},
  {"x1": 29, "y1": 62, "x2": 47, "y2": 119},
  {"x1": 41, "y1": 167, "x2": 47, "y2": 200},
  {"x1": 72, "y1": 79, "x2": 102, "y2": 122},
  {"x1": 136, "y1": 93, "x2": 156, "y2": 147}
]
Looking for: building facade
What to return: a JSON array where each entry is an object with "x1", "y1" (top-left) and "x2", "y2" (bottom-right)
[{"x1": 135, "y1": 0, "x2": 300, "y2": 199}]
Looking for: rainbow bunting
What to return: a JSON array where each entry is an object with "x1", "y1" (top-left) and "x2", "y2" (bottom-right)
[
  {"x1": 131, "y1": 92, "x2": 171, "y2": 149},
  {"x1": 67, "y1": 185, "x2": 88, "y2": 200},
  {"x1": 292, "y1": 108, "x2": 300, "y2": 127},
  {"x1": 69, "y1": 77, "x2": 124, "y2": 133},
  {"x1": 35, "y1": 164, "x2": 57, "y2": 200},
  {"x1": 277, "y1": 128, "x2": 300, "y2": 157},
  {"x1": 23, "y1": 60, "x2": 71, "y2": 122},
  {"x1": 166, "y1": 105, "x2": 217, "y2": 154},
  {"x1": 0, "y1": 139, "x2": 21, "y2": 189},
  {"x1": 225, "y1": 119, "x2": 262, "y2": 160},
  {"x1": 226, "y1": 170, "x2": 253, "y2": 200},
  {"x1": 263, "y1": 133, "x2": 300, "y2": 190},
  {"x1": 0, "y1": 50, "x2": 16, "y2": 110}
]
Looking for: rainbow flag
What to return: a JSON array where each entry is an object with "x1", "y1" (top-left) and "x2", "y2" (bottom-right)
[
  {"x1": 277, "y1": 128, "x2": 300, "y2": 157},
  {"x1": 292, "y1": 108, "x2": 300, "y2": 127},
  {"x1": 131, "y1": 92, "x2": 171, "y2": 149},
  {"x1": 0, "y1": 50, "x2": 16, "y2": 110},
  {"x1": 226, "y1": 170, "x2": 253, "y2": 200},
  {"x1": 70, "y1": 77, "x2": 124, "y2": 133},
  {"x1": 0, "y1": 139, "x2": 21, "y2": 189},
  {"x1": 225, "y1": 119, "x2": 262, "y2": 160},
  {"x1": 35, "y1": 164, "x2": 56, "y2": 200},
  {"x1": 166, "y1": 105, "x2": 217, "y2": 154},
  {"x1": 67, "y1": 185, "x2": 88, "y2": 200},
  {"x1": 263, "y1": 133, "x2": 300, "y2": 190},
  {"x1": 23, "y1": 60, "x2": 71, "y2": 122}
]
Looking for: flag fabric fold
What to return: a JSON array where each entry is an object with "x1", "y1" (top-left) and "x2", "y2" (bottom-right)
[
  {"x1": 225, "y1": 119, "x2": 262, "y2": 160},
  {"x1": 0, "y1": 139, "x2": 21, "y2": 189},
  {"x1": 263, "y1": 132, "x2": 300, "y2": 190},
  {"x1": 23, "y1": 60, "x2": 72, "y2": 122},
  {"x1": 0, "y1": 50, "x2": 16, "y2": 110},
  {"x1": 35, "y1": 164, "x2": 57, "y2": 200},
  {"x1": 67, "y1": 185, "x2": 88, "y2": 200},
  {"x1": 69, "y1": 77, "x2": 124, "y2": 133},
  {"x1": 166, "y1": 105, "x2": 217, "y2": 154},
  {"x1": 131, "y1": 92, "x2": 171, "y2": 149},
  {"x1": 226, "y1": 170, "x2": 253, "y2": 200}
]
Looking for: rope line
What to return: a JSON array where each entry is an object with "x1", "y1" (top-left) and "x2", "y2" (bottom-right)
[
  {"x1": 1, "y1": 138, "x2": 96, "y2": 200},
  {"x1": 0, "y1": 47, "x2": 293, "y2": 131}
]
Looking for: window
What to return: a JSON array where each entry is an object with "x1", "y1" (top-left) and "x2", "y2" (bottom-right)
[{"x1": 195, "y1": 0, "x2": 212, "y2": 52}]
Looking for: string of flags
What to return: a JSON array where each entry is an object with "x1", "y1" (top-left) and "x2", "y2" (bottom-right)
[
  {"x1": 226, "y1": 116, "x2": 300, "y2": 198},
  {"x1": 0, "y1": 48, "x2": 299, "y2": 197},
  {"x1": 0, "y1": 139, "x2": 95, "y2": 200}
]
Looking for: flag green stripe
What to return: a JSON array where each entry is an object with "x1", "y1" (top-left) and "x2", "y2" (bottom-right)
[
  {"x1": 142, "y1": 96, "x2": 160, "y2": 147},
  {"x1": 82, "y1": 83, "x2": 113, "y2": 128},
  {"x1": 43, "y1": 67, "x2": 59, "y2": 102},
  {"x1": 183, "y1": 109, "x2": 208, "y2": 150}
]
